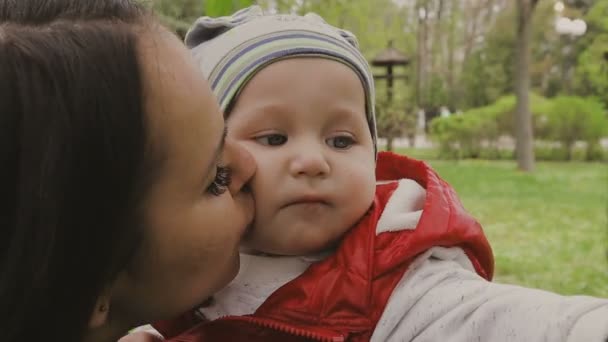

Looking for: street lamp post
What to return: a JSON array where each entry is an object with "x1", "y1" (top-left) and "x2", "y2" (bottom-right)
[{"x1": 554, "y1": 1, "x2": 586, "y2": 93}]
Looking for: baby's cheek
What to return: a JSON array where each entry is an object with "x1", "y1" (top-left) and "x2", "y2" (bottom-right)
[{"x1": 344, "y1": 174, "x2": 375, "y2": 219}]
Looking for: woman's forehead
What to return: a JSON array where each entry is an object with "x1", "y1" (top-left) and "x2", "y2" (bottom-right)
[{"x1": 138, "y1": 29, "x2": 223, "y2": 181}]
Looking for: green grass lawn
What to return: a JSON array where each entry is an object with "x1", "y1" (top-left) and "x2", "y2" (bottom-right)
[{"x1": 390, "y1": 147, "x2": 608, "y2": 297}]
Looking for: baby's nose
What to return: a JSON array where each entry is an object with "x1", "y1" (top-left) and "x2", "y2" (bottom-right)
[{"x1": 289, "y1": 148, "x2": 330, "y2": 177}]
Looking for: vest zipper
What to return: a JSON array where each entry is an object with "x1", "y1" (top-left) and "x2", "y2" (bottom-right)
[{"x1": 220, "y1": 315, "x2": 347, "y2": 341}]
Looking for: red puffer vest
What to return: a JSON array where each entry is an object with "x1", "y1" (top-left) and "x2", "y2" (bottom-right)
[{"x1": 156, "y1": 152, "x2": 494, "y2": 342}]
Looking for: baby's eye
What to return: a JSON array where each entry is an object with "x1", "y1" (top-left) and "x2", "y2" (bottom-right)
[
  {"x1": 205, "y1": 165, "x2": 232, "y2": 196},
  {"x1": 255, "y1": 134, "x2": 287, "y2": 146},
  {"x1": 327, "y1": 135, "x2": 355, "y2": 149}
]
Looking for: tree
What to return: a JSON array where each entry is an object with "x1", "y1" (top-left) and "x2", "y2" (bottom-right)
[
  {"x1": 428, "y1": 93, "x2": 552, "y2": 160},
  {"x1": 152, "y1": 0, "x2": 203, "y2": 37},
  {"x1": 573, "y1": 0, "x2": 608, "y2": 106},
  {"x1": 514, "y1": 0, "x2": 539, "y2": 172},
  {"x1": 205, "y1": 0, "x2": 257, "y2": 17},
  {"x1": 375, "y1": 85, "x2": 416, "y2": 151},
  {"x1": 152, "y1": 0, "x2": 255, "y2": 38},
  {"x1": 545, "y1": 96, "x2": 608, "y2": 160},
  {"x1": 574, "y1": 34, "x2": 608, "y2": 106}
]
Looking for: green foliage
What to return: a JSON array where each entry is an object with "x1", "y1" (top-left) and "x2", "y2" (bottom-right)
[
  {"x1": 426, "y1": 74, "x2": 449, "y2": 109},
  {"x1": 375, "y1": 87, "x2": 415, "y2": 151},
  {"x1": 151, "y1": 0, "x2": 255, "y2": 37},
  {"x1": 150, "y1": 0, "x2": 608, "y2": 112},
  {"x1": 204, "y1": 0, "x2": 255, "y2": 17},
  {"x1": 459, "y1": 1, "x2": 557, "y2": 109},
  {"x1": 544, "y1": 96, "x2": 608, "y2": 159},
  {"x1": 429, "y1": 93, "x2": 553, "y2": 159},
  {"x1": 391, "y1": 145, "x2": 607, "y2": 162},
  {"x1": 258, "y1": 0, "x2": 415, "y2": 77},
  {"x1": 486, "y1": 94, "x2": 553, "y2": 138},
  {"x1": 429, "y1": 113, "x2": 489, "y2": 159},
  {"x1": 584, "y1": 0, "x2": 608, "y2": 33},
  {"x1": 152, "y1": 0, "x2": 201, "y2": 20},
  {"x1": 429, "y1": 94, "x2": 608, "y2": 161},
  {"x1": 428, "y1": 115, "x2": 457, "y2": 158},
  {"x1": 573, "y1": 34, "x2": 608, "y2": 106},
  {"x1": 460, "y1": 51, "x2": 509, "y2": 108},
  {"x1": 459, "y1": 5, "x2": 516, "y2": 109},
  {"x1": 151, "y1": 0, "x2": 203, "y2": 37},
  {"x1": 569, "y1": 0, "x2": 608, "y2": 103},
  {"x1": 458, "y1": 0, "x2": 608, "y2": 107},
  {"x1": 529, "y1": 0, "x2": 565, "y2": 95}
]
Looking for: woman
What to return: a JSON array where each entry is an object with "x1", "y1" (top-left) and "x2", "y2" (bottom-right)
[{"x1": 0, "y1": 1, "x2": 255, "y2": 341}]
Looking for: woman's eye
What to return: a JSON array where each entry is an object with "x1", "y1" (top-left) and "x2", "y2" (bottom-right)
[
  {"x1": 327, "y1": 136, "x2": 355, "y2": 149},
  {"x1": 206, "y1": 165, "x2": 232, "y2": 196},
  {"x1": 255, "y1": 134, "x2": 287, "y2": 146}
]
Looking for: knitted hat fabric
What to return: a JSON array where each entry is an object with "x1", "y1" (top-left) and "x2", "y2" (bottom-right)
[{"x1": 185, "y1": 6, "x2": 377, "y2": 152}]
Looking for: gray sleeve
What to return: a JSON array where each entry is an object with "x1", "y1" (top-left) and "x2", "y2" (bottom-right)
[{"x1": 372, "y1": 247, "x2": 608, "y2": 342}]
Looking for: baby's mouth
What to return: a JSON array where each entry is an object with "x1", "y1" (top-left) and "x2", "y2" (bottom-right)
[
  {"x1": 281, "y1": 199, "x2": 332, "y2": 215},
  {"x1": 282, "y1": 195, "x2": 331, "y2": 208}
]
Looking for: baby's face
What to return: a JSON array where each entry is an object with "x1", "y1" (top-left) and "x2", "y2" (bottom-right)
[{"x1": 227, "y1": 58, "x2": 376, "y2": 255}]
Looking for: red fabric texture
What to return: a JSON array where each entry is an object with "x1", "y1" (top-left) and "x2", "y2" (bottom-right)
[{"x1": 156, "y1": 152, "x2": 494, "y2": 341}]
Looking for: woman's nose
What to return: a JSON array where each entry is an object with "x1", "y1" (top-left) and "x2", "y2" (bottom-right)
[
  {"x1": 288, "y1": 147, "x2": 330, "y2": 178},
  {"x1": 223, "y1": 137, "x2": 256, "y2": 196}
]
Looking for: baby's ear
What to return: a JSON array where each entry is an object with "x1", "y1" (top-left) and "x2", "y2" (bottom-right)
[{"x1": 184, "y1": 5, "x2": 263, "y2": 48}]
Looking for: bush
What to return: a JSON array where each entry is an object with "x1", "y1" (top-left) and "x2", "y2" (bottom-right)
[
  {"x1": 429, "y1": 94, "x2": 608, "y2": 161},
  {"x1": 429, "y1": 113, "x2": 491, "y2": 159},
  {"x1": 544, "y1": 96, "x2": 608, "y2": 160},
  {"x1": 428, "y1": 115, "x2": 461, "y2": 158},
  {"x1": 534, "y1": 143, "x2": 607, "y2": 162},
  {"x1": 429, "y1": 93, "x2": 551, "y2": 159},
  {"x1": 375, "y1": 88, "x2": 415, "y2": 151}
]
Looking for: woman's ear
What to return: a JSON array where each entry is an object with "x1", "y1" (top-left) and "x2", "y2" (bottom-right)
[{"x1": 89, "y1": 295, "x2": 111, "y2": 328}]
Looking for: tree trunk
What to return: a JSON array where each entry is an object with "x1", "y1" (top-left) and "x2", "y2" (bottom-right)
[
  {"x1": 386, "y1": 137, "x2": 394, "y2": 152},
  {"x1": 407, "y1": 133, "x2": 416, "y2": 148},
  {"x1": 415, "y1": 0, "x2": 425, "y2": 108},
  {"x1": 586, "y1": 141, "x2": 598, "y2": 161},
  {"x1": 566, "y1": 145, "x2": 573, "y2": 161},
  {"x1": 431, "y1": 0, "x2": 444, "y2": 83},
  {"x1": 514, "y1": 0, "x2": 538, "y2": 172},
  {"x1": 446, "y1": 1, "x2": 457, "y2": 110},
  {"x1": 461, "y1": 1, "x2": 481, "y2": 75},
  {"x1": 422, "y1": 0, "x2": 430, "y2": 105}
]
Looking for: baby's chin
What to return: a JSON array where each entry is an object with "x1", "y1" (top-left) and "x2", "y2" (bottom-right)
[{"x1": 240, "y1": 229, "x2": 345, "y2": 256}]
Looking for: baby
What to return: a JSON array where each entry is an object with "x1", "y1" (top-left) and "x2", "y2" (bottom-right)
[{"x1": 151, "y1": 6, "x2": 608, "y2": 342}]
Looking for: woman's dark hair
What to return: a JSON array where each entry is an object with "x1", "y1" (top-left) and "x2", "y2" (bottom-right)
[{"x1": 0, "y1": 1, "x2": 159, "y2": 340}]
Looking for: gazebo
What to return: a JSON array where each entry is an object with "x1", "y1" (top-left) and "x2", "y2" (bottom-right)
[{"x1": 371, "y1": 40, "x2": 409, "y2": 103}]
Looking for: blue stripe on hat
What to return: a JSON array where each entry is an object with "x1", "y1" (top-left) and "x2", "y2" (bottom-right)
[{"x1": 210, "y1": 32, "x2": 367, "y2": 90}]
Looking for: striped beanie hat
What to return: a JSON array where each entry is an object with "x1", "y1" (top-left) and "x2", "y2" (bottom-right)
[{"x1": 185, "y1": 5, "x2": 377, "y2": 153}]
